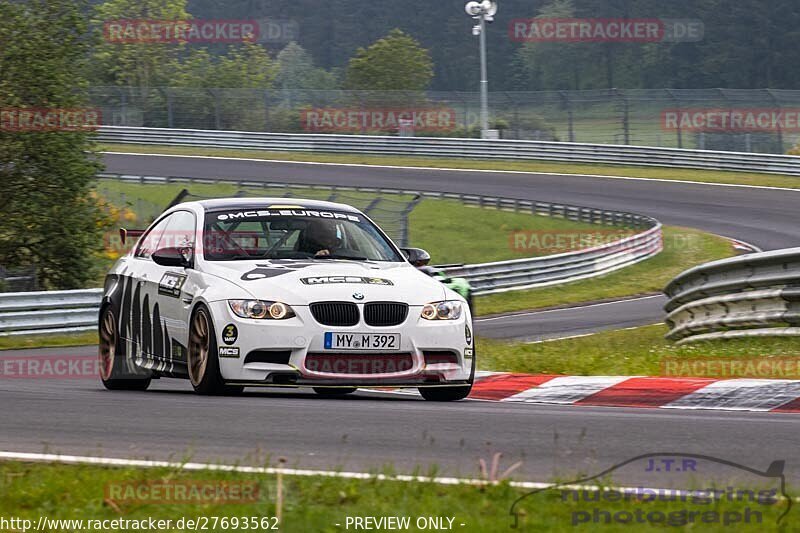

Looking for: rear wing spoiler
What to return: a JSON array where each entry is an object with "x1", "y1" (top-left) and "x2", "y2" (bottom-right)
[{"x1": 119, "y1": 228, "x2": 145, "y2": 246}]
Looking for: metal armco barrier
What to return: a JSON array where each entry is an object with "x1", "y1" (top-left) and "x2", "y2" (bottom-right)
[
  {"x1": 97, "y1": 126, "x2": 800, "y2": 175},
  {"x1": 446, "y1": 224, "x2": 662, "y2": 295},
  {"x1": 0, "y1": 289, "x2": 102, "y2": 337},
  {"x1": 664, "y1": 249, "x2": 800, "y2": 344}
]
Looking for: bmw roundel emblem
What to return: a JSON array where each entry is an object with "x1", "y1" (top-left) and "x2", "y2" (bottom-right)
[{"x1": 352, "y1": 292, "x2": 365, "y2": 301}]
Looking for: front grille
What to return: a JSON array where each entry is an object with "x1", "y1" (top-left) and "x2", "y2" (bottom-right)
[
  {"x1": 364, "y1": 302, "x2": 408, "y2": 327},
  {"x1": 310, "y1": 302, "x2": 360, "y2": 327},
  {"x1": 305, "y1": 353, "x2": 414, "y2": 375}
]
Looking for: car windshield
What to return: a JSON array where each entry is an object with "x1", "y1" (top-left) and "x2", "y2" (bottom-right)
[{"x1": 202, "y1": 208, "x2": 403, "y2": 262}]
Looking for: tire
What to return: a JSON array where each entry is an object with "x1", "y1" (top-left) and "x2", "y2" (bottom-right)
[
  {"x1": 188, "y1": 305, "x2": 244, "y2": 396},
  {"x1": 98, "y1": 305, "x2": 151, "y2": 391},
  {"x1": 419, "y1": 339, "x2": 475, "y2": 402},
  {"x1": 419, "y1": 385, "x2": 472, "y2": 402},
  {"x1": 313, "y1": 387, "x2": 357, "y2": 396}
]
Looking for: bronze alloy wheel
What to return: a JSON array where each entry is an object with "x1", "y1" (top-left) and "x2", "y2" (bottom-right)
[
  {"x1": 98, "y1": 305, "x2": 150, "y2": 391},
  {"x1": 98, "y1": 307, "x2": 116, "y2": 381},
  {"x1": 187, "y1": 306, "x2": 243, "y2": 396},
  {"x1": 188, "y1": 309, "x2": 211, "y2": 387}
]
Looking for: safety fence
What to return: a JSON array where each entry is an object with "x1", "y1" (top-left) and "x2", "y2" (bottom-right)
[
  {"x1": 92, "y1": 87, "x2": 800, "y2": 153},
  {"x1": 97, "y1": 126, "x2": 800, "y2": 175}
]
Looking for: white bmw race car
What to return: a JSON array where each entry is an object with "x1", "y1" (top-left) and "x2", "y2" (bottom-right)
[{"x1": 99, "y1": 198, "x2": 475, "y2": 401}]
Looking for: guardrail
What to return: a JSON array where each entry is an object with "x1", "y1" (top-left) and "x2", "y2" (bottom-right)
[
  {"x1": 97, "y1": 126, "x2": 800, "y2": 175},
  {"x1": 0, "y1": 289, "x2": 102, "y2": 337},
  {"x1": 664, "y1": 249, "x2": 800, "y2": 344},
  {"x1": 446, "y1": 224, "x2": 662, "y2": 294}
]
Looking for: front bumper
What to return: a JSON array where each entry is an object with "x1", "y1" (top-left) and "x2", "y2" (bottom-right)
[{"x1": 209, "y1": 300, "x2": 474, "y2": 388}]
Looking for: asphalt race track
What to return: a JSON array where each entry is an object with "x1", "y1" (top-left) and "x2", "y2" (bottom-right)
[
  {"x1": 2, "y1": 346, "x2": 800, "y2": 486},
  {"x1": 475, "y1": 295, "x2": 666, "y2": 342},
  {"x1": 2, "y1": 153, "x2": 799, "y2": 486}
]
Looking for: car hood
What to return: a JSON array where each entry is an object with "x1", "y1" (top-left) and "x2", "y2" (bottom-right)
[{"x1": 201, "y1": 259, "x2": 448, "y2": 305}]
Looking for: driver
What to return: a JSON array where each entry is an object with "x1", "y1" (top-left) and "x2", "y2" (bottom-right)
[{"x1": 302, "y1": 220, "x2": 340, "y2": 257}]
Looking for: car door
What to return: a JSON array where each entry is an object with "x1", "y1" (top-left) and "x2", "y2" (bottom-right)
[
  {"x1": 149, "y1": 209, "x2": 198, "y2": 375},
  {"x1": 118, "y1": 213, "x2": 172, "y2": 371}
]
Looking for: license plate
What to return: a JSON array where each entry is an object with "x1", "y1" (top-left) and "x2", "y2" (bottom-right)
[{"x1": 324, "y1": 332, "x2": 400, "y2": 351}]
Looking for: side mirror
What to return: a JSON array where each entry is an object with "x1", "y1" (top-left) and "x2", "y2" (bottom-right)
[
  {"x1": 152, "y1": 247, "x2": 193, "y2": 268},
  {"x1": 401, "y1": 247, "x2": 431, "y2": 267}
]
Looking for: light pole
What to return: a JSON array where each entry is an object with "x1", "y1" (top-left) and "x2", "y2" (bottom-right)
[{"x1": 465, "y1": 1, "x2": 497, "y2": 138}]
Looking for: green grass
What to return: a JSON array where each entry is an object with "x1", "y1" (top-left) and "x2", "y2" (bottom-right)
[
  {"x1": 101, "y1": 142, "x2": 800, "y2": 189},
  {"x1": 409, "y1": 202, "x2": 613, "y2": 265},
  {"x1": 478, "y1": 324, "x2": 800, "y2": 377},
  {"x1": 475, "y1": 227, "x2": 734, "y2": 316},
  {"x1": 0, "y1": 461, "x2": 790, "y2": 532},
  {"x1": 0, "y1": 331, "x2": 97, "y2": 351}
]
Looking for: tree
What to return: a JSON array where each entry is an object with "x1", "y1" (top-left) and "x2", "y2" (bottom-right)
[
  {"x1": 90, "y1": 0, "x2": 190, "y2": 89},
  {"x1": 160, "y1": 0, "x2": 800, "y2": 91},
  {"x1": 0, "y1": 0, "x2": 107, "y2": 289},
  {"x1": 275, "y1": 42, "x2": 339, "y2": 91},
  {"x1": 169, "y1": 44, "x2": 277, "y2": 129},
  {"x1": 344, "y1": 29, "x2": 433, "y2": 92},
  {"x1": 512, "y1": 0, "x2": 591, "y2": 90},
  {"x1": 171, "y1": 44, "x2": 277, "y2": 89}
]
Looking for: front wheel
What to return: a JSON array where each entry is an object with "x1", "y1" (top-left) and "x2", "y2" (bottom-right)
[
  {"x1": 419, "y1": 343, "x2": 475, "y2": 402},
  {"x1": 419, "y1": 385, "x2": 472, "y2": 402},
  {"x1": 98, "y1": 305, "x2": 151, "y2": 391},
  {"x1": 188, "y1": 306, "x2": 243, "y2": 396}
]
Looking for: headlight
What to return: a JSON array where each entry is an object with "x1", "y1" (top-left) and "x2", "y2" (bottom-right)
[
  {"x1": 228, "y1": 300, "x2": 295, "y2": 320},
  {"x1": 421, "y1": 300, "x2": 463, "y2": 320}
]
